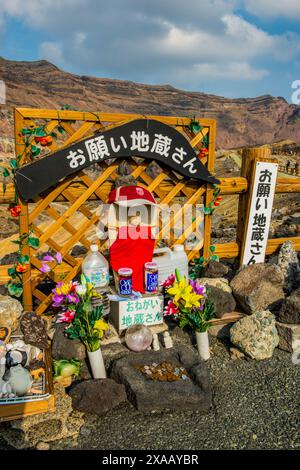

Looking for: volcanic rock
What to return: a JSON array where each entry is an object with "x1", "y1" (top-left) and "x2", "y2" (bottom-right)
[
  {"x1": 230, "y1": 263, "x2": 285, "y2": 314},
  {"x1": 68, "y1": 379, "x2": 127, "y2": 415},
  {"x1": 230, "y1": 310, "x2": 279, "y2": 360}
]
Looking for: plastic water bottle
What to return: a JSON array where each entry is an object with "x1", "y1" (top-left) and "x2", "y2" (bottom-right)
[{"x1": 82, "y1": 244, "x2": 110, "y2": 315}]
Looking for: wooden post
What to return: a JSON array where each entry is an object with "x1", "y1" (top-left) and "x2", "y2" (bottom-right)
[
  {"x1": 237, "y1": 146, "x2": 279, "y2": 265},
  {"x1": 203, "y1": 120, "x2": 216, "y2": 259},
  {"x1": 14, "y1": 109, "x2": 33, "y2": 311}
]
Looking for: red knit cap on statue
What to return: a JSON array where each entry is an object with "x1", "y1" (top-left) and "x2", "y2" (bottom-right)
[{"x1": 108, "y1": 186, "x2": 156, "y2": 207}]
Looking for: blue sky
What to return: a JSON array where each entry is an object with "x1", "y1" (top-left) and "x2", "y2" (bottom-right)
[{"x1": 0, "y1": 0, "x2": 300, "y2": 101}]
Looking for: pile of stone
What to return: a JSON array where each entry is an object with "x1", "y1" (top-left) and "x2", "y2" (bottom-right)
[
  {"x1": 202, "y1": 241, "x2": 300, "y2": 360},
  {"x1": 274, "y1": 241, "x2": 300, "y2": 355}
]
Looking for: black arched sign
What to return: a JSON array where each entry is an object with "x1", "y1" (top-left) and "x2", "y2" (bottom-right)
[{"x1": 15, "y1": 119, "x2": 220, "y2": 200}]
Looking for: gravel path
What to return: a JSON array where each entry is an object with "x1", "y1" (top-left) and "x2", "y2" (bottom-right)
[{"x1": 1, "y1": 336, "x2": 299, "y2": 450}]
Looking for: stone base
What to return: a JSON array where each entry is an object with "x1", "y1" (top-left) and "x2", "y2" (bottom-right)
[
  {"x1": 68, "y1": 379, "x2": 127, "y2": 415},
  {"x1": 0, "y1": 384, "x2": 84, "y2": 449},
  {"x1": 276, "y1": 321, "x2": 300, "y2": 352},
  {"x1": 110, "y1": 345, "x2": 211, "y2": 413},
  {"x1": 208, "y1": 323, "x2": 232, "y2": 339}
]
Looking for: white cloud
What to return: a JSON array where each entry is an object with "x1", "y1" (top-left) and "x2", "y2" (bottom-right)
[
  {"x1": 245, "y1": 0, "x2": 300, "y2": 19},
  {"x1": 223, "y1": 14, "x2": 273, "y2": 51},
  {"x1": 193, "y1": 62, "x2": 268, "y2": 80},
  {"x1": 39, "y1": 41, "x2": 64, "y2": 65},
  {"x1": 0, "y1": 0, "x2": 299, "y2": 93}
]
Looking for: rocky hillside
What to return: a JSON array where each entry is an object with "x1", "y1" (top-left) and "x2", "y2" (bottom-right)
[{"x1": 1, "y1": 57, "x2": 300, "y2": 149}]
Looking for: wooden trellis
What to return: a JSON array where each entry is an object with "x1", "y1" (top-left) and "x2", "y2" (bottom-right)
[
  {"x1": 12, "y1": 108, "x2": 217, "y2": 314},
  {"x1": 1, "y1": 108, "x2": 299, "y2": 316}
]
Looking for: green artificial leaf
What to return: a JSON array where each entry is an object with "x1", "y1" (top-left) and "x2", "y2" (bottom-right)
[
  {"x1": 191, "y1": 122, "x2": 201, "y2": 133},
  {"x1": 57, "y1": 126, "x2": 65, "y2": 134},
  {"x1": 18, "y1": 255, "x2": 30, "y2": 264},
  {"x1": 21, "y1": 128, "x2": 33, "y2": 136},
  {"x1": 9, "y1": 159, "x2": 18, "y2": 170},
  {"x1": 199, "y1": 256, "x2": 205, "y2": 263},
  {"x1": 211, "y1": 255, "x2": 219, "y2": 261},
  {"x1": 210, "y1": 245, "x2": 216, "y2": 252},
  {"x1": 2, "y1": 167, "x2": 10, "y2": 178},
  {"x1": 8, "y1": 267, "x2": 16, "y2": 276},
  {"x1": 64, "y1": 325, "x2": 80, "y2": 341},
  {"x1": 30, "y1": 145, "x2": 41, "y2": 157},
  {"x1": 7, "y1": 282, "x2": 23, "y2": 297},
  {"x1": 34, "y1": 127, "x2": 46, "y2": 137},
  {"x1": 203, "y1": 207, "x2": 211, "y2": 215},
  {"x1": 27, "y1": 237, "x2": 40, "y2": 249}
]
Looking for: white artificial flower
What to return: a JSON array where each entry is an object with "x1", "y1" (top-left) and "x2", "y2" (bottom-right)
[{"x1": 75, "y1": 284, "x2": 87, "y2": 296}]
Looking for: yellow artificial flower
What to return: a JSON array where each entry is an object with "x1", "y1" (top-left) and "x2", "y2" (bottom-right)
[
  {"x1": 167, "y1": 277, "x2": 193, "y2": 304},
  {"x1": 56, "y1": 282, "x2": 72, "y2": 295},
  {"x1": 91, "y1": 289, "x2": 102, "y2": 299},
  {"x1": 93, "y1": 318, "x2": 109, "y2": 338},
  {"x1": 182, "y1": 291, "x2": 202, "y2": 309}
]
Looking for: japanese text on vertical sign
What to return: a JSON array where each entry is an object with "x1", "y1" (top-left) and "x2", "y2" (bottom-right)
[{"x1": 242, "y1": 161, "x2": 278, "y2": 266}]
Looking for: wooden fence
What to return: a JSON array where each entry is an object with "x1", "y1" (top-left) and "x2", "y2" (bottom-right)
[{"x1": 0, "y1": 108, "x2": 299, "y2": 315}]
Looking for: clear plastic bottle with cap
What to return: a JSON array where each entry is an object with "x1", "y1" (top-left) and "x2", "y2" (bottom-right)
[{"x1": 82, "y1": 244, "x2": 110, "y2": 315}]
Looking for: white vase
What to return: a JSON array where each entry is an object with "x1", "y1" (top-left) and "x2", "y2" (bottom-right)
[
  {"x1": 87, "y1": 348, "x2": 107, "y2": 379},
  {"x1": 195, "y1": 331, "x2": 210, "y2": 360}
]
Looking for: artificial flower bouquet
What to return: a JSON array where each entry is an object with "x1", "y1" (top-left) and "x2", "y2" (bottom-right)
[
  {"x1": 52, "y1": 274, "x2": 108, "y2": 352},
  {"x1": 162, "y1": 269, "x2": 215, "y2": 333}
]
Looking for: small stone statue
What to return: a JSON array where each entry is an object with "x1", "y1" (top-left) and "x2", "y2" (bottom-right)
[
  {"x1": 152, "y1": 333, "x2": 160, "y2": 351},
  {"x1": 163, "y1": 331, "x2": 173, "y2": 349}
]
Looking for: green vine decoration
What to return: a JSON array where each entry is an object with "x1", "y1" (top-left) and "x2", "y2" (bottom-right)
[
  {"x1": 185, "y1": 115, "x2": 222, "y2": 278},
  {"x1": 6, "y1": 231, "x2": 40, "y2": 297},
  {"x1": 203, "y1": 183, "x2": 222, "y2": 215},
  {"x1": 1, "y1": 105, "x2": 77, "y2": 299},
  {"x1": 1, "y1": 124, "x2": 57, "y2": 297},
  {"x1": 190, "y1": 245, "x2": 220, "y2": 280}
]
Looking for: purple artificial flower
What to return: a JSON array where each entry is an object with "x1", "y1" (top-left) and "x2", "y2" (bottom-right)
[
  {"x1": 66, "y1": 293, "x2": 80, "y2": 304},
  {"x1": 40, "y1": 262, "x2": 51, "y2": 273},
  {"x1": 52, "y1": 293, "x2": 65, "y2": 307},
  {"x1": 190, "y1": 279, "x2": 206, "y2": 297},
  {"x1": 54, "y1": 252, "x2": 63, "y2": 264},
  {"x1": 42, "y1": 253, "x2": 54, "y2": 262}
]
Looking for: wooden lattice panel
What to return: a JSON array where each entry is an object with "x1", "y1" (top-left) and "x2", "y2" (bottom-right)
[{"x1": 14, "y1": 109, "x2": 216, "y2": 313}]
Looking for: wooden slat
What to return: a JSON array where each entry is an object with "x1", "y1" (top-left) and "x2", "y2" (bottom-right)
[
  {"x1": 38, "y1": 165, "x2": 117, "y2": 245},
  {"x1": 29, "y1": 177, "x2": 74, "y2": 223},
  {"x1": 190, "y1": 128, "x2": 209, "y2": 148},
  {"x1": 158, "y1": 186, "x2": 206, "y2": 239},
  {"x1": 2, "y1": 175, "x2": 299, "y2": 204},
  {"x1": 14, "y1": 110, "x2": 33, "y2": 311},
  {"x1": 62, "y1": 121, "x2": 95, "y2": 148},
  {"x1": 214, "y1": 236, "x2": 300, "y2": 259},
  {"x1": 203, "y1": 122, "x2": 216, "y2": 259},
  {"x1": 208, "y1": 312, "x2": 245, "y2": 326},
  {"x1": 17, "y1": 108, "x2": 216, "y2": 128}
]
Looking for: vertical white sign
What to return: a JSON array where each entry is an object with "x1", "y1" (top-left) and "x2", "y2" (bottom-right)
[{"x1": 242, "y1": 161, "x2": 278, "y2": 266}]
